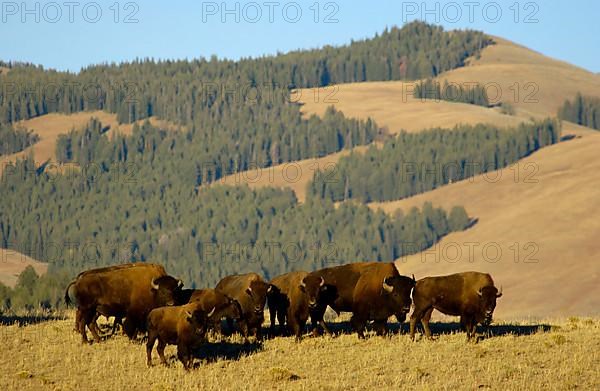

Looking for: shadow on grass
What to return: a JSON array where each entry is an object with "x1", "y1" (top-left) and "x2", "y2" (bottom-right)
[
  {"x1": 408, "y1": 321, "x2": 552, "y2": 339},
  {"x1": 295, "y1": 320, "x2": 552, "y2": 339},
  {"x1": 0, "y1": 313, "x2": 66, "y2": 326},
  {"x1": 192, "y1": 341, "x2": 263, "y2": 364}
]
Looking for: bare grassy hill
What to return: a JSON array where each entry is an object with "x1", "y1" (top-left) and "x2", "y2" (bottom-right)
[{"x1": 365, "y1": 126, "x2": 600, "y2": 320}]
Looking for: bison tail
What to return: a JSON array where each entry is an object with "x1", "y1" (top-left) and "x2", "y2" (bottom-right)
[{"x1": 64, "y1": 280, "x2": 76, "y2": 307}]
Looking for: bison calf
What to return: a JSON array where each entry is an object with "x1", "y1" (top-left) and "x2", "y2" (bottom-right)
[
  {"x1": 146, "y1": 302, "x2": 216, "y2": 370},
  {"x1": 410, "y1": 271, "x2": 502, "y2": 341}
]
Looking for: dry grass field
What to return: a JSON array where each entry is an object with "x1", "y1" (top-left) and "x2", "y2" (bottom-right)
[{"x1": 0, "y1": 312, "x2": 598, "y2": 390}]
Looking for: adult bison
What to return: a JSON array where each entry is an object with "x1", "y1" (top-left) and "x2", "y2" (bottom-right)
[
  {"x1": 409, "y1": 271, "x2": 502, "y2": 341},
  {"x1": 267, "y1": 271, "x2": 327, "y2": 341},
  {"x1": 175, "y1": 288, "x2": 243, "y2": 334},
  {"x1": 65, "y1": 263, "x2": 183, "y2": 343},
  {"x1": 70, "y1": 263, "x2": 144, "y2": 337},
  {"x1": 215, "y1": 273, "x2": 271, "y2": 342},
  {"x1": 308, "y1": 262, "x2": 416, "y2": 338},
  {"x1": 146, "y1": 302, "x2": 216, "y2": 370}
]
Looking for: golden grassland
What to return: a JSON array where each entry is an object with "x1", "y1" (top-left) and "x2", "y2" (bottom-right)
[{"x1": 0, "y1": 311, "x2": 598, "y2": 390}]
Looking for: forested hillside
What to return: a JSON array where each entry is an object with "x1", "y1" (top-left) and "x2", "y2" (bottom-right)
[
  {"x1": 309, "y1": 120, "x2": 561, "y2": 202},
  {"x1": 0, "y1": 153, "x2": 468, "y2": 297}
]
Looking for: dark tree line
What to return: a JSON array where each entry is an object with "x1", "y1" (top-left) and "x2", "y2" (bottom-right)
[
  {"x1": 0, "y1": 124, "x2": 39, "y2": 155},
  {"x1": 0, "y1": 22, "x2": 491, "y2": 126},
  {"x1": 558, "y1": 93, "x2": 600, "y2": 130},
  {"x1": 309, "y1": 119, "x2": 561, "y2": 202},
  {"x1": 414, "y1": 79, "x2": 490, "y2": 107}
]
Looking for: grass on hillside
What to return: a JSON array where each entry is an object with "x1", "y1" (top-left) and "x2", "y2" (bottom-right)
[{"x1": 0, "y1": 311, "x2": 598, "y2": 390}]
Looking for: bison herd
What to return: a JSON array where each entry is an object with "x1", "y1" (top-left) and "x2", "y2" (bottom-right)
[{"x1": 64, "y1": 262, "x2": 502, "y2": 370}]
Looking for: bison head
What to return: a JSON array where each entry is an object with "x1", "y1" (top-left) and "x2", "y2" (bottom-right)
[
  {"x1": 381, "y1": 274, "x2": 416, "y2": 316},
  {"x1": 477, "y1": 285, "x2": 502, "y2": 325},
  {"x1": 299, "y1": 275, "x2": 326, "y2": 310},
  {"x1": 245, "y1": 280, "x2": 270, "y2": 316},
  {"x1": 150, "y1": 276, "x2": 183, "y2": 307},
  {"x1": 185, "y1": 304, "x2": 216, "y2": 336}
]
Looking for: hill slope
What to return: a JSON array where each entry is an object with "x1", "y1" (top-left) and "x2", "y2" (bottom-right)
[
  {"x1": 365, "y1": 127, "x2": 600, "y2": 319},
  {"x1": 291, "y1": 37, "x2": 600, "y2": 319}
]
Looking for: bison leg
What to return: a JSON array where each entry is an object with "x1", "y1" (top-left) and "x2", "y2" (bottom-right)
[
  {"x1": 410, "y1": 306, "x2": 431, "y2": 341},
  {"x1": 80, "y1": 309, "x2": 99, "y2": 344},
  {"x1": 123, "y1": 317, "x2": 139, "y2": 340},
  {"x1": 177, "y1": 343, "x2": 192, "y2": 371},
  {"x1": 269, "y1": 306, "x2": 277, "y2": 334},
  {"x1": 288, "y1": 317, "x2": 302, "y2": 342},
  {"x1": 374, "y1": 319, "x2": 388, "y2": 337},
  {"x1": 238, "y1": 320, "x2": 250, "y2": 344},
  {"x1": 146, "y1": 331, "x2": 157, "y2": 367},
  {"x1": 74, "y1": 309, "x2": 82, "y2": 333},
  {"x1": 465, "y1": 317, "x2": 477, "y2": 341},
  {"x1": 277, "y1": 310, "x2": 287, "y2": 335},
  {"x1": 421, "y1": 307, "x2": 434, "y2": 339},
  {"x1": 350, "y1": 314, "x2": 367, "y2": 339},
  {"x1": 253, "y1": 323, "x2": 263, "y2": 342},
  {"x1": 157, "y1": 339, "x2": 168, "y2": 366}
]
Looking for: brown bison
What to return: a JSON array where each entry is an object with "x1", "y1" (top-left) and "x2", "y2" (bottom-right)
[
  {"x1": 70, "y1": 263, "x2": 145, "y2": 337},
  {"x1": 65, "y1": 263, "x2": 183, "y2": 343},
  {"x1": 409, "y1": 271, "x2": 502, "y2": 341},
  {"x1": 175, "y1": 288, "x2": 243, "y2": 334},
  {"x1": 146, "y1": 302, "x2": 216, "y2": 370},
  {"x1": 267, "y1": 271, "x2": 327, "y2": 341},
  {"x1": 308, "y1": 262, "x2": 416, "y2": 338},
  {"x1": 215, "y1": 273, "x2": 272, "y2": 342}
]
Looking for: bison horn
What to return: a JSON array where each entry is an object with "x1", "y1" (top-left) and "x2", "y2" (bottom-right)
[
  {"x1": 477, "y1": 288, "x2": 483, "y2": 297},
  {"x1": 267, "y1": 285, "x2": 273, "y2": 293},
  {"x1": 151, "y1": 278, "x2": 160, "y2": 290},
  {"x1": 300, "y1": 280, "x2": 306, "y2": 289},
  {"x1": 412, "y1": 274, "x2": 416, "y2": 283},
  {"x1": 177, "y1": 279, "x2": 184, "y2": 288},
  {"x1": 185, "y1": 310, "x2": 193, "y2": 320},
  {"x1": 382, "y1": 279, "x2": 394, "y2": 293},
  {"x1": 207, "y1": 307, "x2": 216, "y2": 318},
  {"x1": 497, "y1": 286, "x2": 503, "y2": 298},
  {"x1": 319, "y1": 276, "x2": 325, "y2": 287}
]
